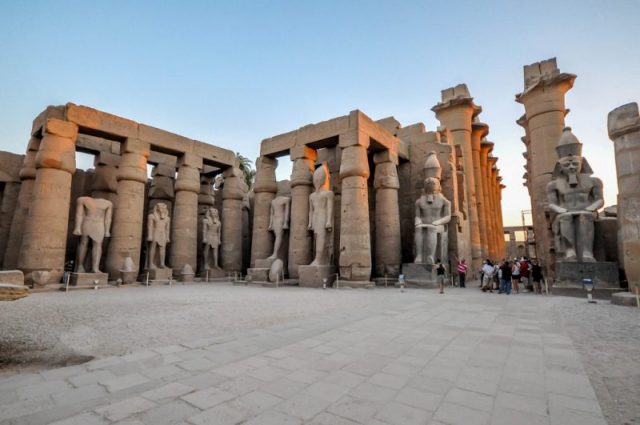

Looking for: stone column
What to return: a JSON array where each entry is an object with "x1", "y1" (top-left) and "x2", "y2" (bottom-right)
[
  {"x1": 432, "y1": 84, "x2": 482, "y2": 273},
  {"x1": 250, "y1": 156, "x2": 278, "y2": 266},
  {"x1": 221, "y1": 166, "x2": 245, "y2": 273},
  {"x1": 480, "y1": 141, "x2": 495, "y2": 259},
  {"x1": 170, "y1": 153, "x2": 202, "y2": 274},
  {"x1": 496, "y1": 176, "x2": 506, "y2": 258},
  {"x1": 288, "y1": 145, "x2": 316, "y2": 278},
  {"x1": 149, "y1": 163, "x2": 176, "y2": 217},
  {"x1": 516, "y1": 58, "x2": 575, "y2": 275},
  {"x1": 608, "y1": 103, "x2": 640, "y2": 292},
  {"x1": 0, "y1": 181, "x2": 21, "y2": 268},
  {"x1": 373, "y1": 150, "x2": 401, "y2": 277},
  {"x1": 18, "y1": 119, "x2": 78, "y2": 284},
  {"x1": 3, "y1": 140, "x2": 38, "y2": 269},
  {"x1": 488, "y1": 158, "x2": 500, "y2": 257},
  {"x1": 471, "y1": 120, "x2": 489, "y2": 260},
  {"x1": 339, "y1": 130, "x2": 372, "y2": 283},
  {"x1": 105, "y1": 139, "x2": 150, "y2": 278}
]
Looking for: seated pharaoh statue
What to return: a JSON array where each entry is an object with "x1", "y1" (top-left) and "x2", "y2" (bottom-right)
[
  {"x1": 414, "y1": 152, "x2": 452, "y2": 266},
  {"x1": 547, "y1": 127, "x2": 604, "y2": 262},
  {"x1": 73, "y1": 196, "x2": 113, "y2": 273},
  {"x1": 308, "y1": 162, "x2": 335, "y2": 266}
]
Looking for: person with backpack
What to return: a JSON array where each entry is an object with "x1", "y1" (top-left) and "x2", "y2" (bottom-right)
[{"x1": 435, "y1": 259, "x2": 446, "y2": 294}]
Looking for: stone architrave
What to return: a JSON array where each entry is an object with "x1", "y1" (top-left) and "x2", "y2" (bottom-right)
[
  {"x1": 170, "y1": 153, "x2": 202, "y2": 275},
  {"x1": 547, "y1": 128, "x2": 604, "y2": 262},
  {"x1": 106, "y1": 139, "x2": 150, "y2": 279},
  {"x1": 338, "y1": 130, "x2": 372, "y2": 284},
  {"x1": 373, "y1": 150, "x2": 401, "y2": 277},
  {"x1": 73, "y1": 196, "x2": 113, "y2": 273},
  {"x1": 250, "y1": 156, "x2": 278, "y2": 267},
  {"x1": 608, "y1": 103, "x2": 640, "y2": 293},
  {"x1": 18, "y1": 119, "x2": 78, "y2": 285},
  {"x1": 432, "y1": 84, "x2": 483, "y2": 274},
  {"x1": 202, "y1": 206, "x2": 222, "y2": 270},
  {"x1": 516, "y1": 58, "x2": 576, "y2": 275},
  {"x1": 288, "y1": 145, "x2": 316, "y2": 278},
  {"x1": 221, "y1": 166, "x2": 245, "y2": 273},
  {"x1": 413, "y1": 152, "x2": 452, "y2": 266},
  {"x1": 3, "y1": 143, "x2": 38, "y2": 269},
  {"x1": 471, "y1": 119, "x2": 489, "y2": 260},
  {"x1": 147, "y1": 202, "x2": 171, "y2": 270},
  {"x1": 267, "y1": 180, "x2": 291, "y2": 261}
]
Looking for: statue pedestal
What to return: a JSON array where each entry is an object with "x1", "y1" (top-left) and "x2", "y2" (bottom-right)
[
  {"x1": 255, "y1": 258, "x2": 275, "y2": 269},
  {"x1": 247, "y1": 268, "x2": 269, "y2": 283},
  {"x1": 199, "y1": 268, "x2": 226, "y2": 281},
  {"x1": 299, "y1": 265, "x2": 336, "y2": 288},
  {"x1": 147, "y1": 268, "x2": 173, "y2": 283},
  {"x1": 119, "y1": 271, "x2": 138, "y2": 285},
  {"x1": 69, "y1": 272, "x2": 108, "y2": 288},
  {"x1": 402, "y1": 263, "x2": 438, "y2": 288},
  {"x1": 552, "y1": 261, "x2": 619, "y2": 299}
]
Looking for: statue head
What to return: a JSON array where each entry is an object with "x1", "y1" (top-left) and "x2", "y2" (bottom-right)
[
  {"x1": 313, "y1": 162, "x2": 330, "y2": 192},
  {"x1": 558, "y1": 155, "x2": 583, "y2": 180},
  {"x1": 155, "y1": 203, "x2": 169, "y2": 219},
  {"x1": 552, "y1": 127, "x2": 594, "y2": 184},
  {"x1": 207, "y1": 206, "x2": 219, "y2": 221},
  {"x1": 424, "y1": 177, "x2": 441, "y2": 194}
]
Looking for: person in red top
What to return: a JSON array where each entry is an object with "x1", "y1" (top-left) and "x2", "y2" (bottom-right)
[{"x1": 457, "y1": 259, "x2": 468, "y2": 288}]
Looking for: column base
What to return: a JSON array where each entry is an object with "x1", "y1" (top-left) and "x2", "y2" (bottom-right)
[
  {"x1": 144, "y1": 268, "x2": 173, "y2": 283},
  {"x1": 611, "y1": 292, "x2": 640, "y2": 307},
  {"x1": 199, "y1": 268, "x2": 226, "y2": 280},
  {"x1": 69, "y1": 272, "x2": 109, "y2": 288},
  {"x1": 119, "y1": 271, "x2": 138, "y2": 285},
  {"x1": 402, "y1": 263, "x2": 438, "y2": 288},
  {"x1": 247, "y1": 267, "x2": 269, "y2": 282},
  {"x1": 299, "y1": 265, "x2": 336, "y2": 288}
]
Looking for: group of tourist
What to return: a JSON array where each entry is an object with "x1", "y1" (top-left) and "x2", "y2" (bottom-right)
[{"x1": 476, "y1": 257, "x2": 544, "y2": 295}]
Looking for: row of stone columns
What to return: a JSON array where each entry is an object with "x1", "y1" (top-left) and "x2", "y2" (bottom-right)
[
  {"x1": 252, "y1": 139, "x2": 404, "y2": 283},
  {"x1": 8, "y1": 119, "x2": 244, "y2": 284}
]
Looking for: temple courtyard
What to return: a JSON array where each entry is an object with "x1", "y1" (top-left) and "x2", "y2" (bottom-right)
[{"x1": 0, "y1": 284, "x2": 638, "y2": 425}]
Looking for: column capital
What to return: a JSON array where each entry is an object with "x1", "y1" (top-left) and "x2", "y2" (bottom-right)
[
  {"x1": 221, "y1": 166, "x2": 246, "y2": 200},
  {"x1": 121, "y1": 138, "x2": 150, "y2": 157},
  {"x1": 608, "y1": 102, "x2": 640, "y2": 140},
  {"x1": 338, "y1": 129, "x2": 370, "y2": 149},
  {"x1": 36, "y1": 119, "x2": 77, "y2": 174},
  {"x1": 432, "y1": 84, "x2": 481, "y2": 131},
  {"x1": 253, "y1": 156, "x2": 278, "y2": 193},
  {"x1": 515, "y1": 58, "x2": 576, "y2": 118},
  {"x1": 339, "y1": 144, "x2": 369, "y2": 179},
  {"x1": 372, "y1": 150, "x2": 398, "y2": 165},
  {"x1": 471, "y1": 121, "x2": 489, "y2": 151},
  {"x1": 373, "y1": 161, "x2": 399, "y2": 190},
  {"x1": 290, "y1": 144, "x2": 317, "y2": 161},
  {"x1": 19, "y1": 150, "x2": 37, "y2": 180}
]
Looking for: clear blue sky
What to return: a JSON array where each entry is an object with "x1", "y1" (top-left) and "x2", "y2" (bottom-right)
[{"x1": 1, "y1": 0, "x2": 638, "y2": 225}]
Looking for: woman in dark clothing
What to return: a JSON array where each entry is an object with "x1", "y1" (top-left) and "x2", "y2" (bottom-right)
[
  {"x1": 531, "y1": 260, "x2": 543, "y2": 294},
  {"x1": 500, "y1": 261, "x2": 512, "y2": 294}
]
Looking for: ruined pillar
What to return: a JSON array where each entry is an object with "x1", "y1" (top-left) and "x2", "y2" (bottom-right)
[
  {"x1": 18, "y1": 119, "x2": 78, "y2": 284},
  {"x1": 105, "y1": 139, "x2": 150, "y2": 278},
  {"x1": 339, "y1": 130, "x2": 372, "y2": 284},
  {"x1": 480, "y1": 141, "x2": 495, "y2": 259},
  {"x1": 250, "y1": 156, "x2": 278, "y2": 266},
  {"x1": 432, "y1": 84, "x2": 483, "y2": 274},
  {"x1": 608, "y1": 102, "x2": 640, "y2": 293},
  {"x1": 373, "y1": 150, "x2": 401, "y2": 277},
  {"x1": 3, "y1": 141, "x2": 38, "y2": 269},
  {"x1": 288, "y1": 145, "x2": 316, "y2": 278},
  {"x1": 471, "y1": 120, "x2": 490, "y2": 260},
  {"x1": 170, "y1": 153, "x2": 202, "y2": 274},
  {"x1": 221, "y1": 166, "x2": 245, "y2": 273},
  {"x1": 516, "y1": 58, "x2": 575, "y2": 274}
]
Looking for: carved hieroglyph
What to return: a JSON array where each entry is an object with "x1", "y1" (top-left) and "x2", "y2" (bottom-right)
[
  {"x1": 414, "y1": 152, "x2": 452, "y2": 265},
  {"x1": 73, "y1": 196, "x2": 113, "y2": 273},
  {"x1": 146, "y1": 202, "x2": 171, "y2": 269},
  {"x1": 547, "y1": 127, "x2": 604, "y2": 262},
  {"x1": 308, "y1": 162, "x2": 334, "y2": 266},
  {"x1": 202, "y1": 206, "x2": 222, "y2": 270},
  {"x1": 267, "y1": 181, "x2": 291, "y2": 261}
]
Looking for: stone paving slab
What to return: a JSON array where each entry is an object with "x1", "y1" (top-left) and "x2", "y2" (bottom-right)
[{"x1": 0, "y1": 288, "x2": 611, "y2": 425}]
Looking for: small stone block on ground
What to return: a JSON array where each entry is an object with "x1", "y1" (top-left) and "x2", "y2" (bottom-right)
[
  {"x1": 247, "y1": 268, "x2": 269, "y2": 283},
  {"x1": 147, "y1": 268, "x2": 173, "y2": 282},
  {"x1": 69, "y1": 272, "x2": 108, "y2": 288},
  {"x1": 401, "y1": 263, "x2": 437, "y2": 287}
]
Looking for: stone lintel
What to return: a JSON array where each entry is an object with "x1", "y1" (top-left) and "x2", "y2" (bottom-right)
[
  {"x1": 608, "y1": 102, "x2": 640, "y2": 139},
  {"x1": 148, "y1": 151, "x2": 177, "y2": 168},
  {"x1": 76, "y1": 134, "x2": 120, "y2": 155},
  {"x1": 396, "y1": 123, "x2": 427, "y2": 138},
  {"x1": 66, "y1": 103, "x2": 138, "y2": 139},
  {"x1": 375, "y1": 117, "x2": 401, "y2": 134},
  {"x1": 178, "y1": 152, "x2": 203, "y2": 169}
]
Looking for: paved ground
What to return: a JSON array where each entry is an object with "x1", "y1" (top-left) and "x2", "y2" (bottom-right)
[{"x1": 0, "y1": 282, "x2": 637, "y2": 425}]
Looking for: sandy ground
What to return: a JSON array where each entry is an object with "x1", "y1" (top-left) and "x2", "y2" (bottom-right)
[{"x1": 1, "y1": 282, "x2": 638, "y2": 424}]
